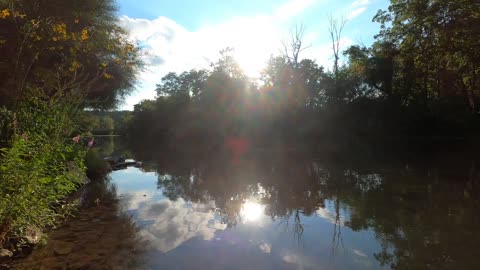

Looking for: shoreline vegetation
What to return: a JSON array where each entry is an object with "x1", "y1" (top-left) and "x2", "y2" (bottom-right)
[
  {"x1": 0, "y1": 0, "x2": 479, "y2": 267},
  {"x1": 0, "y1": 0, "x2": 140, "y2": 265}
]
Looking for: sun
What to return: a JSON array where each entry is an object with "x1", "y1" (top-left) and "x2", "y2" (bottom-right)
[
  {"x1": 240, "y1": 200, "x2": 264, "y2": 222},
  {"x1": 226, "y1": 19, "x2": 279, "y2": 78},
  {"x1": 236, "y1": 50, "x2": 267, "y2": 78}
]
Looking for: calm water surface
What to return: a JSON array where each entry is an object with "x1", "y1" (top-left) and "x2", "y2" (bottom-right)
[{"x1": 15, "y1": 138, "x2": 480, "y2": 269}]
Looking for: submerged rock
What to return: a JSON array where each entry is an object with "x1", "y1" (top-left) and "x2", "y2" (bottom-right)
[
  {"x1": 53, "y1": 241, "x2": 73, "y2": 256},
  {"x1": 0, "y1": 249, "x2": 13, "y2": 261},
  {"x1": 0, "y1": 248, "x2": 13, "y2": 259}
]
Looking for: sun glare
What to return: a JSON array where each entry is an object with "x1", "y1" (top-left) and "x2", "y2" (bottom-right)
[
  {"x1": 236, "y1": 51, "x2": 268, "y2": 78},
  {"x1": 240, "y1": 200, "x2": 264, "y2": 222},
  {"x1": 228, "y1": 18, "x2": 279, "y2": 78}
]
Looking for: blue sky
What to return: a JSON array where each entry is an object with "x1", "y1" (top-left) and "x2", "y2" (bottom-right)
[{"x1": 115, "y1": 0, "x2": 390, "y2": 110}]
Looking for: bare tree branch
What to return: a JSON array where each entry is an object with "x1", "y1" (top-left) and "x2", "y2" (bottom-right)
[
  {"x1": 281, "y1": 23, "x2": 311, "y2": 67},
  {"x1": 328, "y1": 15, "x2": 347, "y2": 99}
]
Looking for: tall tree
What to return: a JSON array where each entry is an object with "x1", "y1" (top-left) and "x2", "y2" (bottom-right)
[
  {"x1": 328, "y1": 15, "x2": 346, "y2": 103},
  {"x1": 373, "y1": 0, "x2": 480, "y2": 112}
]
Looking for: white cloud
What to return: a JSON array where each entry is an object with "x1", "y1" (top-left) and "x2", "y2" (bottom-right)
[
  {"x1": 137, "y1": 198, "x2": 227, "y2": 252},
  {"x1": 124, "y1": 191, "x2": 151, "y2": 210},
  {"x1": 282, "y1": 254, "x2": 300, "y2": 264},
  {"x1": 117, "y1": 0, "x2": 341, "y2": 110},
  {"x1": 259, "y1": 242, "x2": 272, "y2": 253},
  {"x1": 282, "y1": 253, "x2": 319, "y2": 268},
  {"x1": 353, "y1": 249, "x2": 368, "y2": 257},
  {"x1": 347, "y1": 7, "x2": 367, "y2": 19},
  {"x1": 316, "y1": 207, "x2": 345, "y2": 226},
  {"x1": 119, "y1": 14, "x2": 284, "y2": 109},
  {"x1": 351, "y1": 0, "x2": 370, "y2": 7},
  {"x1": 347, "y1": 0, "x2": 371, "y2": 20}
]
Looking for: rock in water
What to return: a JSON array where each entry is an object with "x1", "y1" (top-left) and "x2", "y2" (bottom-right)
[
  {"x1": 53, "y1": 241, "x2": 73, "y2": 256},
  {"x1": 0, "y1": 249, "x2": 13, "y2": 261}
]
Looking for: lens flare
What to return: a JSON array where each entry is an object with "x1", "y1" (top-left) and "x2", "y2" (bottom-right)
[{"x1": 240, "y1": 200, "x2": 264, "y2": 222}]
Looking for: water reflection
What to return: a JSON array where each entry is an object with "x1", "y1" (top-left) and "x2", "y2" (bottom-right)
[
  {"x1": 240, "y1": 200, "x2": 265, "y2": 223},
  {"x1": 138, "y1": 145, "x2": 480, "y2": 270},
  {"x1": 116, "y1": 149, "x2": 389, "y2": 269},
  {"x1": 15, "y1": 138, "x2": 480, "y2": 269},
  {"x1": 137, "y1": 198, "x2": 226, "y2": 252}
]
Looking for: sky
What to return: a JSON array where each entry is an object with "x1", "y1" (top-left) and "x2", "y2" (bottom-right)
[{"x1": 115, "y1": 0, "x2": 390, "y2": 110}]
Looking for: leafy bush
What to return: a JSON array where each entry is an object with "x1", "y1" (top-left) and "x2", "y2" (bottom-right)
[
  {"x1": 0, "y1": 90, "x2": 87, "y2": 246},
  {"x1": 0, "y1": 107, "x2": 14, "y2": 146},
  {"x1": 85, "y1": 149, "x2": 111, "y2": 179}
]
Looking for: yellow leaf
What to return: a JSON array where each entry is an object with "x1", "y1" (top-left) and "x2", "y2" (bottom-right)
[
  {"x1": 0, "y1": 9, "x2": 10, "y2": 19},
  {"x1": 80, "y1": 28, "x2": 89, "y2": 41}
]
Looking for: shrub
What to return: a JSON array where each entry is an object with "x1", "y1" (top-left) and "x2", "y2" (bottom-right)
[{"x1": 0, "y1": 90, "x2": 87, "y2": 246}]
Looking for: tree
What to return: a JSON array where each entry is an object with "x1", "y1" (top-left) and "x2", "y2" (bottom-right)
[
  {"x1": 156, "y1": 70, "x2": 208, "y2": 101},
  {"x1": 0, "y1": 0, "x2": 141, "y2": 109},
  {"x1": 327, "y1": 15, "x2": 346, "y2": 103},
  {"x1": 102, "y1": 115, "x2": 114, "y2": 131},
  {"x1": 343, "y1": 42, "x2": 397, "y2": 99},
  {"x1": 212, "y1": 47, "x2": 245, "y2": 80},
  {"x1": 373, "y1": 0, "x2": 480, "y2": 112},
  {"x1": 282, "y1": 24, "x2": 311, "y2": 68}
]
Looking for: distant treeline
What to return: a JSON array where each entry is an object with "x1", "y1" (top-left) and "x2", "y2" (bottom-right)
[
  {"x1": 125, "y1": 0, "x2": 479, "y2": 152},
  {"x1": 86, "y1": 110, "x2": 132, "y2": 134}
]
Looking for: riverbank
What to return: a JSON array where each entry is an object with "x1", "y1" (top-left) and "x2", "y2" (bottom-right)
[
  {"x1": 10, "y1": 178, "x2": 149, "y2": 270},
  {"x1": 0, "y1": 145, "x2": 113, "y2": 268},
  {"x1": 0, "y1": 135, "x2": 140, "y2": 268}
]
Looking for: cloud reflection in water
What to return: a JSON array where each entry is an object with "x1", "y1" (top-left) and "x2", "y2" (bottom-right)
[{"x1": 137, "y1": 198, "x2": 227, "y2": 252}]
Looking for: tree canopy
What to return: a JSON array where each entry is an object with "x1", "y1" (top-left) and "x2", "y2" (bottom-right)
[{"x1": 0, "y1": 0, "x2": 141, "y2": 109}]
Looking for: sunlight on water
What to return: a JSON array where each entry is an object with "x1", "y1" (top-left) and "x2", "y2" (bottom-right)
[{"x1": 240, "y1": 200, "x2": 264, "y2": 223}]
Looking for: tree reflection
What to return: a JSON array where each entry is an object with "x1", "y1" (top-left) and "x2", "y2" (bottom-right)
[
  {"x1": 135, "y1": 146, "x2": 480, "y2": 269},
  {"x1": 153, "y1": 150, "x2": 326, "y2": 231}
]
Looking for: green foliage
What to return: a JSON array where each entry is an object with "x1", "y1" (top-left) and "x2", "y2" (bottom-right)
[
  {"x1": 102, "y1": 116, "x2": 115, "y2": 131},
  {"x1": 0, "y1": 107, "x2": 14, "y2": 146},
  {"x1": 85, "y1": 110, "x2": 132, "y2": 135},
  {"x1": 373, "y1": 0, "x2": 480, "y2": 111},
  {"x1": 0, "y1": 0, "x2": 141, "y2": 109},
  {"x1": 0, "y1": 91, "x2": 87, "y2": 245},
  {"x1": 84, "y1": 149, "x2": 110, "y2": 178}
]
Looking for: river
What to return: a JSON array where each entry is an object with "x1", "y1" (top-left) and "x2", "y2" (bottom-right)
[{"x1": 13, "y1": 137, "x2": 480, "y2": 269}]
